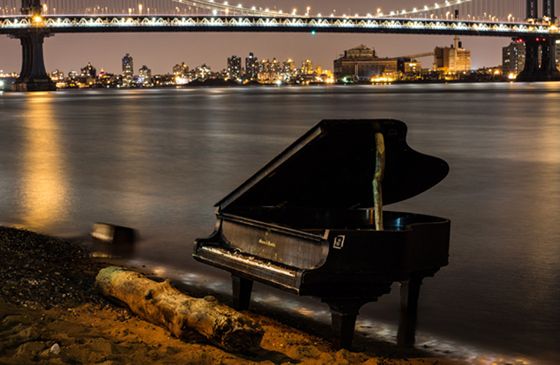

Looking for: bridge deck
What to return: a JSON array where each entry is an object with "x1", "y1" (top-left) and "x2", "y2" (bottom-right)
[{"x1": 0, "y1": 15, "x2": 556, "y2": 38}]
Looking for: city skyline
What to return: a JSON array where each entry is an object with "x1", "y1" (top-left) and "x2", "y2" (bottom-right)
[
  {"x1": 0, "y1": 0, "x2": 512, "y2": 73},
  {"x1": 0, "y1": 33, "x2": 507, "y2": 75},
  {"x1": 0, "y1": 33, "x2": 510, "y2": 73}
]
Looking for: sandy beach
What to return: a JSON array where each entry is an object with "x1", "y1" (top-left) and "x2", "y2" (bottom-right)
[{"x1": 0, "y1": 227, "x2": 465, "y2": 365}]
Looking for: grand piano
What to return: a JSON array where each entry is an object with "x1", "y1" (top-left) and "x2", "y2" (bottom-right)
[{"x1": 194, "y1": 119, "x2": 450, "y2": 349}]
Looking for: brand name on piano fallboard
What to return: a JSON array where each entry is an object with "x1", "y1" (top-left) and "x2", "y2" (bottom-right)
[{"x1": 258, "y1": 238, "x2": 277, "y2": 248}]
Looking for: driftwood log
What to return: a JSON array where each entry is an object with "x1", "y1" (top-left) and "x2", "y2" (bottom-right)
[{"x1": 96, "y1": 266, "x2": 264, "y2": 352}]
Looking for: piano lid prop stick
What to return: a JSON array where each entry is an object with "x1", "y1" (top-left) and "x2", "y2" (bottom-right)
[{"x1": 373, "y1": 132, "x2": 385, "y2": 231}]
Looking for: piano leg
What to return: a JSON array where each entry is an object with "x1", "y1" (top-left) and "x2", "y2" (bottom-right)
[
  {"x1": 325, "y1": 300, "x2": 367, "y2": 350},
  {"x1": 232, "y1": 275, "x2": 253, "y2": 311},
  {"x1": 397, "y1": 275, "x2": 424, "y2": 347}
]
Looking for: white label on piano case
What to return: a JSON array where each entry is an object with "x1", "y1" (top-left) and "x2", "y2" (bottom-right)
[{"x1": 333, "y1": 235, "x2": 345, "y2": 250}]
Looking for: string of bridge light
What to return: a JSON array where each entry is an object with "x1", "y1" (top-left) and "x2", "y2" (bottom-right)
[
  {"x1": 0, "y1": 0, "x2": 526, "y2": 22},
  {"x1": 173, "y1": 0, "x2": 515, "y2": 22}
]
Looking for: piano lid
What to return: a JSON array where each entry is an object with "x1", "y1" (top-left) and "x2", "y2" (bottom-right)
[{"x1": 217, "y1": 119, "x2": 449, "y2": 211}]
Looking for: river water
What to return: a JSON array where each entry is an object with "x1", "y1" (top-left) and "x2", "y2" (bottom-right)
[{"x1": 0, "y1": 84, "x2": 559, "y2": 364}]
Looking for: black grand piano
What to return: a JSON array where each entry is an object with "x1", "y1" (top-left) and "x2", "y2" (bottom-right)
[{"x1": 194, "y1": 119, "x2": 450, "y2": 348}]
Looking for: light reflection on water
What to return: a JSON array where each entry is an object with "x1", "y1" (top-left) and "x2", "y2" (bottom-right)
[
  {"x1": 1, "y1": 84, "x2": 559, "y2": 364},
  {"x1": 21, "y1": 93, "x2": 68, "y2": 229}
]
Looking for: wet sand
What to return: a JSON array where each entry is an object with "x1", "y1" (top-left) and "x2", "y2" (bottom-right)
[{"x1": 0, "y1": 227, "x2": 465, "y2": 364}]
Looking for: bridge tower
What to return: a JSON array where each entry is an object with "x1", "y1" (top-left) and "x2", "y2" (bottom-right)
[
  {"x1": 543, "y1": 0, "x2": 555, "y2": 20},
  {"x1": 11, "y1": 0, "x2": 56, "y2": 91},
  {"x1": 527, "y1": 0, "x2": 538, "y2": 19},
  {"x1": 517, "y1": 0, "x2": 560, "y2": 81},
  {"x1": 21, "y1": 0, "x2": 42, "y2": 15}
]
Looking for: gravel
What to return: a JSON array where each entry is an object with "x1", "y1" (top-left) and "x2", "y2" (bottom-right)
[{"x1": 0, "y1": 227, "x2": 106, "y2": 309}]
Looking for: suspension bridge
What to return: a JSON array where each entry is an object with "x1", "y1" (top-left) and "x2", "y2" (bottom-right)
[{"x1": 1, "y1": 0, "x2": 559, "y2": 90}]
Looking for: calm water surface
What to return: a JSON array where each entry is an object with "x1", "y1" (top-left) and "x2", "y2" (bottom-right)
[{"x1": 1, "y1": 84, "x2": 559, "y2": 364}]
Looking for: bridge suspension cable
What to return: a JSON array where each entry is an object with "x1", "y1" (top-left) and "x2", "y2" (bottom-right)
[
  {"x1": 0, "y1": 0, "x2": 541, "y2": 23},
  {"x1": 384, "y1": 0, "x2": 526, "y2": 22}
]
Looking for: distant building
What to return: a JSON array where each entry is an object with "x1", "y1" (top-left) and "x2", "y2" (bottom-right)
[
  {"x1": 502, "y1": 40, "x2": 525, "y2": 76},
  {"x1": 301, "y1": 59, "x2": 314, "y2": 75},
  {"x1": 172, "y1": 62, "x2": 189, "y2": 77},
  {"x1": 245, "y1": 52, "x2": 259, "y2": 81},
  {"x1": 122, "y1": 53, "x2": 134, "y2": 86},
  {"x1": 333, "y1": 45, "x2": 402, "y2": 81},
  {"x1": 403, "y1": 60, "x2": 422, "y2": 74},
  {"x1": 138, "y1": 65, "x2": 152, "y2": 87},
  {"x1": 122, "y1": 53, "x2": 134, "y2": 75},
  {"x1": 80, "y1": 62, "x2": 97, "y2": 78},
  {"x1": 193, "y1": 64, "x2": 212, "y2": 81},
  {"x1": 434, "y1": 37, "x2": 471, "y2": 73},
  {"x1": 139, "y1": 65, "x2": 151, "y2": 78},
  {"x1": 258, "y1": 58, "x2": 282, "y2": 83},
  {"x1": 67, "y1": 70, "x2": 79, "y2": 80},
  {"x1": 227, "y1": 55, "x2": 242, "y2": 80},
  {"x1": 50, "y1": 69, "x2": 65, "y2": 82},
  {"x1": 173, "y1": 62, "x2": 190, "y2": 85}
]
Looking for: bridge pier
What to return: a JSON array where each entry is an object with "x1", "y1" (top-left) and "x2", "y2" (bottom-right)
[
  {"x1": 9, "y1": 0, "x2": 56, "y2": 91},
  {"x1": 516, "y1": 37, "x2": 560, "y2": 82},
  {"x1": 538, "y1": 38, "x2": 560, "y2": 80},
  {"x1": 517, "y1": 38, "x2": 540, "y2": 81},
  {"x1": 10, "y1": 31, "x2": 56, "y2": 91}
]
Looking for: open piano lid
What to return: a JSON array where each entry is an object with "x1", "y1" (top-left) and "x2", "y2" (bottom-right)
[{"x1": 217, "y1": 119, "x2": 449, "y2": 211}]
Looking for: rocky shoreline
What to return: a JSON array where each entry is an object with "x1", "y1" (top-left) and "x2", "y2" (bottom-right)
[{"x1": 0, "y1": 227, "x2": 465, "y2": 364}]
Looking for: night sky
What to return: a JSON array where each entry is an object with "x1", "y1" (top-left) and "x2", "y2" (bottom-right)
[{"x1": 0, "y1": 0, "x2": 509, "y2": 74}]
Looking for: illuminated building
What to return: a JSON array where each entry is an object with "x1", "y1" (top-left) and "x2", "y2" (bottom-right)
[
  {"x1": 301, "y1": 59, "x2": 314, "y2": 75},
  {"x1": 138, "y1": 65, "x2": 152, "y2": 86},
  {"x1": 226, "y1": 55, "x2": 242, "y2": 80},
  {"x1": 502, "y1": 41, "x2": 526, "y2": 77},
  {"x1": 50, "y1": 69, "x2": 66, "y2": 88},
  {"x1": 333, "y1": 45, "x2": 402, "y2": 82},
  {"x1": 80, "y1": 62, "x2": 97, "y2": 78},
  {"x1": 122, "y1": 53, "x2": 134, "y2": 87},
  {"x1": 173, "y1": 62, "x2": 189, "y2": 77},
  {"x1": 193, "y1": 64, "x2": 212, "y2": 81},
  {"x1": 245, "y1": 52, "x2": 259, "y2": 81},
  {"x1": 434, "y1": 37, "x2": 472, "y2": 73},
  {"x1": 50, "y1": 69, "x2": 65, "y2": 82},
  {"x1": 258, "y1": 58, "x2": 282, "y2": 84},
  {"x1": 279, "y1": 59, "x2": 296, "y2": 82},
  {"x1": 67, "y1": 71, "x2": 78, "y2": 80},
  {"x1": 403, "y1": 60, "x2": 422, "y2": 74},
  {"x1": 80, "y1": 62, "x2": 97, "y2": 86},
  {"x1": 173, "y1": 62, "x2": 190, "y2": 85}
]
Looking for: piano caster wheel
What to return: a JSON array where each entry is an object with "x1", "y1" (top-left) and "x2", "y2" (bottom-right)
[
  {"x1": 232, "y1": 275, "x2": 253, "y2": 311},
  {"x1": 397, "y1": 275, "x2": 424, "y2": 347}
]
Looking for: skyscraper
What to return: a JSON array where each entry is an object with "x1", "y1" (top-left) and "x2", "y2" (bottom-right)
[
  {"x1": 502, "y1": 40, "x2": 526, "y2": 76},
  {"x1": 122, "y1": 53, "x2": 134, "y2": 86},
  {"x1": 245, "y1": 52, "x2": 259, "y2": 81},
  {"x1": 227, "y1": 55, "x2": 242, "y2": 80},
  {"x1": 122, "y1": 53, "x2": 134, "y2": 76}
]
